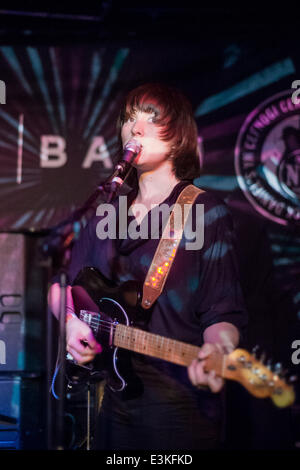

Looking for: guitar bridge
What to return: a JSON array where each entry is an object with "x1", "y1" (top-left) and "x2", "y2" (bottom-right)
[{"x1": 80, "y1": 309, "x2": 99, "y2": 335}]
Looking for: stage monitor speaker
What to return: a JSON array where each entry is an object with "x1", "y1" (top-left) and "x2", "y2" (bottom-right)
[{"x1": 0, "y1": 232, "x2": 48, "y2": 449}]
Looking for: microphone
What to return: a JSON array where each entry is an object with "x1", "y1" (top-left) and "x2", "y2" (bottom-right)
[
  {"x1": 106, "y1": 139, "x2": 141, "y2": 202},
  {"x1": 122, "y1": 139, "x2": 142, "y2": 164}
]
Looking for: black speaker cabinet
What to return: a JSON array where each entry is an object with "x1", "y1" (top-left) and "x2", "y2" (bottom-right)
[{"x1": 0, "y1": 232, "x2": 48, "y2": 449}]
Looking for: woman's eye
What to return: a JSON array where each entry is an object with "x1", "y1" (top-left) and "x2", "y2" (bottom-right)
[{"x1": 124, "y1": 115, "x2": 135, "y2": 123}]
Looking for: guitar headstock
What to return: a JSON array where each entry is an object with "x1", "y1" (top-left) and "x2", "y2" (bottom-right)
[{"x1": 225, "y1": 348, "x2": 296, "y2": 408}]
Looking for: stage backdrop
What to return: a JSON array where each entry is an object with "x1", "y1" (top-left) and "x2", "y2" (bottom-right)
[{"x1": 0, "y1": 37, "x2": 299, "y2": 447}]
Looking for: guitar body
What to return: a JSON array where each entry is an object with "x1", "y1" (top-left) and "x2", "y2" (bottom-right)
[{"x1": 68, "y1": 266, "x2": 146, "y2": 392}]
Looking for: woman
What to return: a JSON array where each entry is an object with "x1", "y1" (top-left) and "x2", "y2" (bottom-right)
[{"x1": 49, "y1": 82, "x2": 247, "y2": 450}]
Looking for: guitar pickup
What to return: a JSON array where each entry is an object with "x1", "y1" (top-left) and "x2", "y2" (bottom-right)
[{"x1": 109, "y1": 320, "x2": 118, "y2": 347}]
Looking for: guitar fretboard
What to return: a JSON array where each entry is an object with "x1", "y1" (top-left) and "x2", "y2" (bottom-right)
[
  {"x1": 81, "y1": 310, "x2": 225, "y2": 375},
  {"x1": 114, "y1": 323, "x2": 201, "y2": 367}
]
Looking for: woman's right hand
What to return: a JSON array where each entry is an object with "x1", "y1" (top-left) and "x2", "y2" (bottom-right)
[{"x1": 66, "y1": 316, "x2": 102, "y2": 365}]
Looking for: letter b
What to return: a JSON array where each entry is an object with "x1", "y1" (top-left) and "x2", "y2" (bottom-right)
[{"x1": 40, "y1": 135, "x2": 67, "y2": 168}]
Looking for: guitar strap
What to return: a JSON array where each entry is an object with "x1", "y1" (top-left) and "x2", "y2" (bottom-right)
[{"x1": 142, "y1": 184, "x2": 205, "y2": 309}]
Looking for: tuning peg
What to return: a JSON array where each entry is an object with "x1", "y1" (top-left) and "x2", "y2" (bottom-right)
[
  {"x1": 273, "y1": 362, "x2": 283, "y2": 374},
  {"x1": 287, "y1": 374, "x2": 298, "y2": 384},
  {"x1": 273, "y1": 366, "x2": 290, "y2": 380},
  {"x1": 259, "y1": 351, "x2": 267, "y2": 364},
  {"x1": 251, "y1": 345, "x2": 260, "y2": 357},
  {"x1": 279, "y1": 368, "x2": 289, "y2": 378},
  {"x1": 251, "y1": 345, "x2": 268, "y2": 363},
  {"x1": 266, "y1": 358, "x2": 273, "y2": 370}
]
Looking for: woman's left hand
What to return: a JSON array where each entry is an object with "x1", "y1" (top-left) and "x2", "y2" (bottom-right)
[{"x1": 187, "y1": 343, "x2": 225, "y2": 393}]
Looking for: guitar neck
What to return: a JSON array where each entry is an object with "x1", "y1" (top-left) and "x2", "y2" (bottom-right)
[{"x1": 114, "y1": 323, "x2": 226, "y2": 376}]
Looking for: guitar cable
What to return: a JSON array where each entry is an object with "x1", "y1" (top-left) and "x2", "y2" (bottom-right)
[
  {"x1": 50, "y1": 342, "x2": 62, "y2": 400},
  {"x1": 51, "y1": 362, "x2": 60, "y2": 400}
]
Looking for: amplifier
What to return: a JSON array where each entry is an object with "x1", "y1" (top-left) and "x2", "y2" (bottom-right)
[{"x1": 0, "y1": 232, "x2": 48, "y2": 449}]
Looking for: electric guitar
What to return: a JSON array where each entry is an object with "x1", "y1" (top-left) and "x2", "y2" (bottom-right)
[{"x1": 67, "y1": 266, "x2": 296, "y2": 408}]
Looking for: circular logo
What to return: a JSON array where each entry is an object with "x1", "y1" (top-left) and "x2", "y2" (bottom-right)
[{"x1": 235, "y1": 90, "x2": 300, "y2": 226}]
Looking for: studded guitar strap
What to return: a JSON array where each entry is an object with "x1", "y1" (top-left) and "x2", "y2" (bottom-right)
[{"x1": 142, "y1": 184, "x2": 204, "y2": 309}]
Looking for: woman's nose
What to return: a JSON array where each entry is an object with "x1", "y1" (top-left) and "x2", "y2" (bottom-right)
[{"x1": 131, "y1": 120, "x2": 144, "y2": 136}]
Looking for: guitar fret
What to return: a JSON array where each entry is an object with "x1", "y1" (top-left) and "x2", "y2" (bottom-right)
[
  {"x1": 114, "y1": 324, "x2": 200, "y2": 366},
  {"x1": 84, "y1": 314, "x2": 209, "y2": 367},
  {"x1": 85, "y1": 315, "x2": 201, "y2": 366}
]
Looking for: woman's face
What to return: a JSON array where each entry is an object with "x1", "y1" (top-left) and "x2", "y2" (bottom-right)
[{"x1": 121, "y1": 109, "x2": 172, "y2": 172}]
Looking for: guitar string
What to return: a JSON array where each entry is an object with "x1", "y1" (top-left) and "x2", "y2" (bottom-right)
[
  {"x1": 83, "y1": 319, "x2": 199, "y2": 348},
  {"x1": 85, "y1": 315, "x2": 196, "y2": 348},
  {"x1": 85, "y1": 316, "x2": 196, "y2": 349},
  {"x1": 79, "y1": 315, "x2": 201, "y2": 360},
  {"x1": 79, "y1": 316, "x2": 278, "y2": 382}
]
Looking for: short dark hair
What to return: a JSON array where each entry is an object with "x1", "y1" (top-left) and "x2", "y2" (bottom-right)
[{"x1": 116, "y1": 82, "x2": 201, "y2": 181}]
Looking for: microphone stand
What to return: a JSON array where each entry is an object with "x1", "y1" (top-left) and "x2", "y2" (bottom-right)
[
  {"x1": 56, "y1": 269, "x2": 67, "y2": 450},
  {"x1": 43, "y1": 164, "x2": 132, "y2": 450}
]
